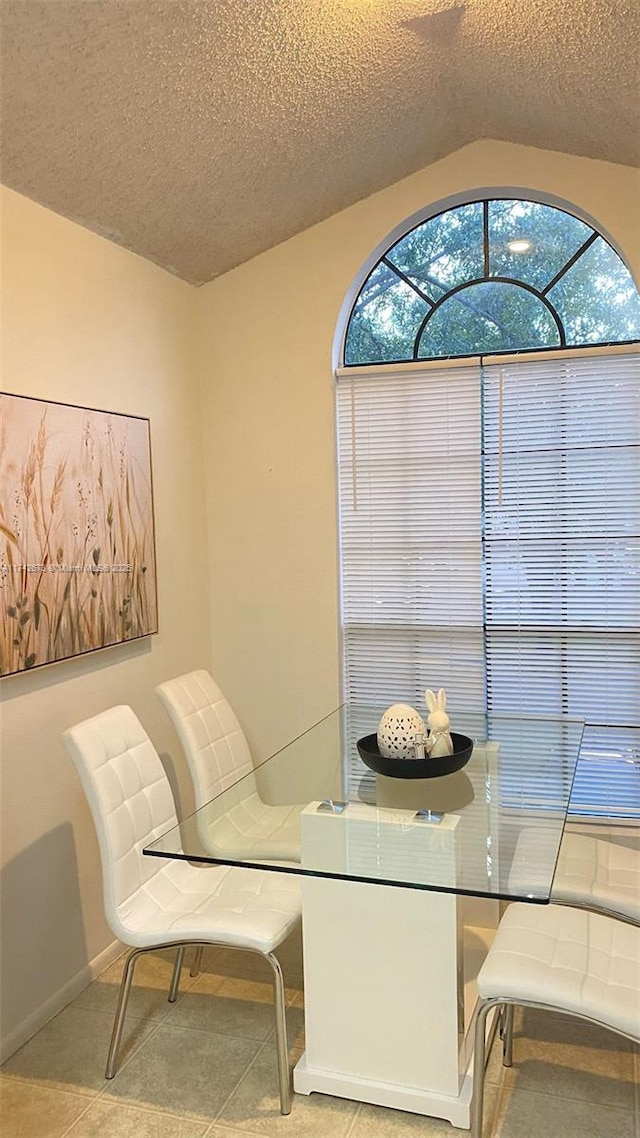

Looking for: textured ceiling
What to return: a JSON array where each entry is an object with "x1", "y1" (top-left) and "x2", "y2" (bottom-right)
[{"x1": 2, "y1": 0, "x2": 638, "y2": 285}]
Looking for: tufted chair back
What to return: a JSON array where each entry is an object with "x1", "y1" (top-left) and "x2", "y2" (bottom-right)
[
  {"x1": 156, "y1": 670, "x2": 252, "y2": 807},
  {"x1": 63, "y1": 705, "x2": 179, "y2": 936}
]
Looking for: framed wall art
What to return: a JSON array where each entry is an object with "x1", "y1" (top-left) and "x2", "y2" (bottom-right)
[{"x1": 1, "y1": 393, "x2": 158, "y2": 676}]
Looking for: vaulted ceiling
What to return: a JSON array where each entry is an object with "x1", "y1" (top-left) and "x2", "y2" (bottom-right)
[{"x1": 2, "y1": 0, "x2": 638, "y2": 285}]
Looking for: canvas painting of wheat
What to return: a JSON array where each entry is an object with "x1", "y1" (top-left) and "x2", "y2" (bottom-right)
[{"x1": 0, "y1": 393, "x2": 158, "y2": 676}]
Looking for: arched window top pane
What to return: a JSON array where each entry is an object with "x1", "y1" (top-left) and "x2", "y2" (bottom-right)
[
  {"x1": 488, "y1": 199, "x2": 592, "y2": 291},
  {"x1": 344, "y1": 198, "x2": 640, "y2": 365},
  {"x1": 387, "y1": 201, "x2": 484, "y2": 295},
  {"x1": 417, "y1": 282, "x2": 561, "y2": 359},
  {"x1": 548, "y1": 237, "x2": 640, "y2": 345},
  {"x1": 344, "y1": 261, "x2": 429, "y2": 365}
]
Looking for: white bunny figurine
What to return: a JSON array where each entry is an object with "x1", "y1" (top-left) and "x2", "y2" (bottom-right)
[{"x1": 425, "y1": 688, "x2": 454, "y2": 757}]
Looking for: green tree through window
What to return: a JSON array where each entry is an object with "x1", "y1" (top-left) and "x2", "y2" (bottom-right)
[{"x1": 344, "y1": 199, "x2": 640, "y2": 364}]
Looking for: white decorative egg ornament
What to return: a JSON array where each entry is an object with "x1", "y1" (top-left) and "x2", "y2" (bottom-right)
[{"x1": 377, "y1": 704, "x2": 426, "y2": 759}]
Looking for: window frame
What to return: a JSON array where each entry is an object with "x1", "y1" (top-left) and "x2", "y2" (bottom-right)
[
  {"x1": 337, "y1": 191, "x2": 640, "y2": 370},
  {"x1": 335, "y1": 192, "x2": 640, "y2": 823}
]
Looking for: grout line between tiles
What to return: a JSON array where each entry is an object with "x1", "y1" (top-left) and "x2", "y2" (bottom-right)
[
  {"x1": 201, "y1": 1120, "x2": 284, "y2": 1138},
  {"x1": 86, "y1": 1006, "x2": 180, "y2": 1110},
  {"x1": 51, "y1": 1091, "x2": 97, "y2": 1138},
  {"x1": 211, "y1": 1032, "x2": 275, "y2": 1125},
  {"x1": 59, "y1": 1096, "x2": 214, "y2": 1138},
  {"x1": 501, "y1": 1065, "x2": 638, "y2": 1110},
  {"x1": 156, "y1": 990, "x2": 288, "y2": 1044},
  {"x1": 497, "y1": 1080, "x2": 639, "y2": 1121},
  {"x1": 344, "y1": 1100, "x2": 365, "y2": 1137}
]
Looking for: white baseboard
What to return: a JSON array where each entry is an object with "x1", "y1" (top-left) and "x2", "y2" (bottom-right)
[{"x1": 0, "y1": 938, "x2": 124, "y2": 1064}]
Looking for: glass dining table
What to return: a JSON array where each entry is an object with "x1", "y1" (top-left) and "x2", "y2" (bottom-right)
[{"x1": 144, "y1": 704, "x2": 584, "y2": 1129}]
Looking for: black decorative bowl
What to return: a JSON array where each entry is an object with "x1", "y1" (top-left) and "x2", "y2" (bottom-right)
[{"x1": 356, "y1": 732, "x2": 474, "y2": 780}]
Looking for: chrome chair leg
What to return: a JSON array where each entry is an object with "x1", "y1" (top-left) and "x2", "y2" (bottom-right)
[
  {"x1": 265, "y1": 950, "x2": 291, "y2": 1115},
  {"x1": 168, "y1": 945, "x2": 186, "y2": 1002},
  {"x1": 502, "y1": 1003, "x2": 514, "y2": 1067},
  {"x1": 471, "y1": 997, "x2": 502, "y2": 1138},
  {"x1": 190, "y1": 944, "x2": 204, "y2": 977},
  {"x1": 106, "y1": 947, "x2": 146, "y2": 1078},
  {"x1": 106, "y1": 938, "x2": 291, "y2": 1116}
]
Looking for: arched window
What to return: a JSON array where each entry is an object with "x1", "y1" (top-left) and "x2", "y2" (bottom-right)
[
  {"x1": 344, "y1": 198, "x2": 640, "y2": 365},
  {"x1": 337, "y1": 196, "x2": 640, "y2": 818}
]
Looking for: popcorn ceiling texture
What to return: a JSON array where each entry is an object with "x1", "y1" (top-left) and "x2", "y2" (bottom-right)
[{"x1": 1, "y1": 0, "x2": 638, "y2": 285}]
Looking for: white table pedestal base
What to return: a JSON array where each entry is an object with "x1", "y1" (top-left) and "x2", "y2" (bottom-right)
[
  {"x1": 293, "y1": 868, "x2": 497, "y2": 1130},
  {"x1": 294, "y1": 1052, "x2": 475, "y2": 1128}
]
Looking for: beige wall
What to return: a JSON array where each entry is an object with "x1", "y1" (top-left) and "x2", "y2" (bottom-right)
[
  {"x1": 195, "y1": 140, "x2": 640, "y2": 757},
  {"x1": 0, "y1": 187, "x2": 211, "y2": 1057}
]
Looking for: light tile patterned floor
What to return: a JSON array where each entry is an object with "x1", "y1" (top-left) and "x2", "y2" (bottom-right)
[{"x1": 1, "y1": 929, "x2": 637, "y2": 1138}]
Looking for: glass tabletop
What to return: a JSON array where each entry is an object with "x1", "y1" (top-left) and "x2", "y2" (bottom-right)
[{"x1": 144, "y1": 703, "x2": 584, "y2": 902}]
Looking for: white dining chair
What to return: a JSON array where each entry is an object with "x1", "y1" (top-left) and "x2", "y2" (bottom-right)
[
  {"x1": 471, "y1": 902, "x2": 640, "y2": 1137},
  {"x1": 155, "y1": 670, "x2": 302, "y2": 862},
  {"x1": 62, "y1": 704, "x2": 302, "y2": 1114},
  {"x1": 510, "y1": 828, "x2": 640, "y2": 924}
]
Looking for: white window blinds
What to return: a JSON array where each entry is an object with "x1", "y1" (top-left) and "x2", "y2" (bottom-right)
[
  {"x1": 482, "y1": 352, "x2": 640, "y2": 817},
  {"x1": 336, "y1": 351, "x2": 639, "y2": 818},
  {"x1": 482, "y1": 353, "x2": 639, "y2": 727},
  {"x1": 336, "y1": 363, "x2": 485, "y2": 716}
]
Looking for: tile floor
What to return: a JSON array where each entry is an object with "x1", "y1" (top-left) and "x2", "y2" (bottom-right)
[{"x1": 1, "y1": 927, "x2": 638, "y2": 1138}]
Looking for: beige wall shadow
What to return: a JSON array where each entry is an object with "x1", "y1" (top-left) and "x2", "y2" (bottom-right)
[{"x1": 1, "y1": 823, "x2": 88, "y2": 1048}]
